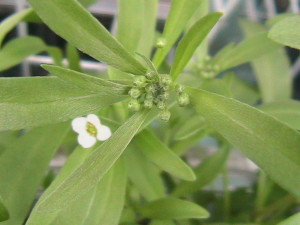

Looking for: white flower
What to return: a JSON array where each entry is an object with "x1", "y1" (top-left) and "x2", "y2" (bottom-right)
[{"x1": 71, "y1": 114, "x2": 112, "y2": 148}]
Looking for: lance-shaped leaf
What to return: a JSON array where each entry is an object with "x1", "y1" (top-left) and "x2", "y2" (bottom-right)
[
  {"x1": 153, "y1": 0, "x2": 203, "y2": 67},
  {"x1": 36, "y1": 110, "x2": 150, "y2": 213},
  {"x1": 0, "y1": 124, "x2": 69, "y2": 225},
  {"x1": 66, "y1": 44, "x2": 82, "y2": 72},
  {"x1": 173, "y1": 146, "x2": 230, "y2": 197},
  {"x1": 150, "y1": 220, "x2": 176, "y2": 225},
  {"x1": 124, "y1": 147, "x2": 165, "y2": 201},
  {"x1": 133, "y1": 129, "x2": 196, "y2": 181},
  {"x1": 0, "y1": 196, "x2": 9, "y2": 222},
  {"x1": 42, "y1": 65, "x2": 130, "y2": 95},
  {"x1": 0, "y1": 76, "x2": 127, "y2": 131},
  {"x1": 218, "y1": 33, "x2": 281, "y2": 71},
  {"x1": 278, "y1": 212, "x2": 300, "y2": 225},
  {"x1": 269, "y1": 16, "x2": 300, "y2": 50},
  {"x1": 140, "y1": 197, "x2": 209, "y2": 220},
  {"x1": 174, "y1": 116, "x2": 207, "y2": 141},
  {"x1": 0, "y1": 8, "x2": 33, "y2": 47},
  {"x1": 28, "y1": 0, "x2": 146, "y2": 74},
  {"x1": 187, "y1": 87, "x2": 300, "y2": 197},
  {"x1": 259, "y1": 100, "x2": 300, "y2": 130},
  {"x1": 240, "y1": 20, "x2": 291, "y2": 103},
  {"x1": 171, "y1": 13, "x2": 222, "y2": 80},
  {"x1": 0, "y1": 36, "x2": 46, "y2": 71}
]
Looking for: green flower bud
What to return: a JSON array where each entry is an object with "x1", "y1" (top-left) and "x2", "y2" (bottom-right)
[
  {"x1": 160, "y1": 109, "x2": 171, "y2": 121},
  {"x1": 145, "y1": 84, "x2": 155, "y2": 93},
  {"x1": 133, "y1": 76, "x2": 147, "y2": 87},
  {"x1": 159, "y1": 92, "x2": 169, "y2": 100},
  {"x1": 160, "y1": 74, "x2": 172, "y2": 86},
  {"x1": 178, "y1": 92, "x2": 190, "y2": 107},
  {"x1": 175, "y1": 84, "x2": 185, "y2": 94},
  {"x1": 157, "y1": 100, "x2": 166, "y2": 110},
  {"x1": 146, "y1": 71, "x2": 156, "y2": 79},
  {"x1": 129, "y1": 88, "x2": 141, "y2": 99},
  {"x1": 144, "y1": 99, "x2": 153, "y2": 109},
  {"x1": 145, "y1": 93, "x2": 154, "y2": 100},
  {"x1": 128, "y1": 99, "x2": 141, "y2": 111},
  {"x1": 156, "y1": 37, "x2": 166, "y2": 48}
]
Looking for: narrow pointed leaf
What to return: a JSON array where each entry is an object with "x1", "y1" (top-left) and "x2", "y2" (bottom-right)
[
  {"x1": 153, "y1": 0, "x2": 203, "y2": 67},
  {"x1": 0, "y1": 36, "x2": 46, "y2": 71},
  {"x1": 171, "y1": 13, "x2": 222, "y2": 80},
  {"x1": 278, "y1": 212, "x2": 300, "y2": 225},
  {"x1": 187, "y1": 87, "x2": 300, "y2": 197},
  {"x1": 134, "y1": 130, "x2": 196, "y2": 181},
  {"x1": 66, "y1": 44, "x2": 82, "y2": 72},
  {"x1": 0, "y1": 196, "x2": 9, "y2": 222},
  {"x1": 0, "y1": 124, "x2": 68, "y2": 225},
  {"x1": 42, "y1": 65, "x2": 130, "y2": 95},
  {"x1": 0, "y1": 8, "x2": 33, "y2": 47},
  {"x1": 269, "y1": 16, "x2": 300, "y2": 50},
  {"x1": 150, "y1": 220, "x2": 176, "y2": 225},
  {"x1": 173, "y1": 146, "x2": 230, "y2": 197},
  {"x1": 140, "y1": 198, "x2": 209, "y2": 220},
  {"x1": 259, "y1": 100, "x2": 300, "y2": 130},
  {"x1": 28, "y1": 0, "x2": 146, "y2": 74},
  {"x1": 174, "y1": 116, "x2": 207, "y2": 141},
  {"x1": 0, "y1": 76, "x2": 126, "y2": 131},
  {"x1": 36, "y1": 110, "x2": 150, "y2": 212}
]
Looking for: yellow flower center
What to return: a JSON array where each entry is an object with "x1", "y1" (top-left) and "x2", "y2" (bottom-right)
[{"x1": 86, "y1": 122, "x2": 97, "y2": 137}]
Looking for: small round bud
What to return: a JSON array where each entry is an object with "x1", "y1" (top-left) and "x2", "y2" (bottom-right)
[
  {"x1": 128, "y1": 99, "x2": 141, "y2": 111},
  {"x1": 157, "y1": 100, "x2": 166, "y2": 110},
  {"x1": 146, "y1": 71, "x2": 156, "y2": 79},
  {"x1": 175, "y1": 84, "x2": 185, "y2": 94},
  {"x1": 156, "y1": 37, "x2": 166, "y2": 48},
  {"x1": 133, "y1": 76, "x2": 147, "y2": 87},
  {"x1": 129, "y1": 88, "x2": 141, "y2": 99},
  {"x1": 145, "y1": 93, "x2": 154, "y2": 100},
  {"x1": 144, "y1": 99, "x2": 153, "y2": 109},
  {"x1": 159, "y1": 92, "x2": 169, "y2": 100},
  {"x1": 145, "y1": 84, "x2": 155, "y2": 93},
  {"x1": 177, "y1": 93, "x2": 190, "y2": 107},
  {"x1": 160, "y1": 74, "x2": 172, "y2": 86},
  {"x1": 160, "y1": 109, "x2": 171, "y2": 121}
]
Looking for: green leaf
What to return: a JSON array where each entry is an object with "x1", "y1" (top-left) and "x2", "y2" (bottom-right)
[
  {"x1": 36, "y1": 110, "x2": 150, "y2": 213},
  {"x1": 42, "y1": 65, "x2": 130, "y2": 95},
  {"x1": 187, "y1": 87, "x2": 300, "y2": 197},
  {"x1": 218, "y1": 33, "x2": 281, "y2": 71},
  {"x1": 0, "y1": 76, "x2": 126, "y2": 131},
  {"x1": 47, "y1": 46, "x2": 64, "y2": 66},
  {"x1": 171, "y1": 13, "x2": 222, "y2": 80},
  {"x1": 0, "y1": 9, "x2": 33, "y2": 47},
  {"x1": 150, "y1": 220, "x2": 176, "y2": 225},
  {"x1": 173, "y1": 146, "x2": 230, "y2": 197},
  {"x1": 66, "y1": 44, "x2": 82, "y2": 72},
  {"x1": 140, "y1": 197, "x2": 209, "y2": 220},
  {"x1": 79, "y1": 0, "x2": 100, "y2": 7},
  {"x1": 269, "y1": 16, "x2": 300, "y2": 50},
  {"x1": 241, "y1": 20, "x2": 291, "y2": 103},
  {"x1": 124, "y1": 147, "x2": 165, "y2": 201},
  {"x1": 0, "y1": 36, "x2": 46, "y2": 71},
  {"x1": 28, "y1": 0, "x2": 146, "y2": 74},
  {"x1": 134, "y1": 129, "x2": 195, "y2": 181},
  {"x1": 153, "y1": 0, "x2": 204, "y2": 67},
  {"x1": 174, "y1": 116, "x2": 207, "y2": 141},
  {"x1": 259, "y1": 100, "x2": 300, "y2": 130},
  {"x1": 278, "y1": 212, "x2": 300, "y2": 225},
  {"x1": 0, "y1": 195, "x2": 9, "y2": 222},
  {"x1": 0, "y1": 124, "x2": 68, "y2": 225}
]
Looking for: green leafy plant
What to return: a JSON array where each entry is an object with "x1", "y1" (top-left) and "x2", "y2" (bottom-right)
[{"x1": 0, "y1": 0, "x2": 300, "y2": 225}]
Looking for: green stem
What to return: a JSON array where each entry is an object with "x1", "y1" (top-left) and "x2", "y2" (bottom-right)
[{"x1": 222, "y1": 164, "x2": 231, "y2": 222}]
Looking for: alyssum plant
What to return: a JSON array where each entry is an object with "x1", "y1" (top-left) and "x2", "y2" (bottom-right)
[{"x1": 0, "y1": 0, "x2": 300, "y2": 224}]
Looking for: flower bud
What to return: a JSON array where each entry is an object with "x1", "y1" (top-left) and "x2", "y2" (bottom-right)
[
  {"x1": 160, "y1": 74, "x2": 172, "y2": 86},
  {"x1": 128, "y1": 99, "x2": 141, "y2": 111},
  {"x1": 175, "y1": 84, "x2": 185, "y2": 94},
  {"x1": 133, "y1": 76, "x2": 147, "y2": 87},
  {"x1": 129, "y1": 88, "x2": 141, "y2": 99},
  {"x1": 144, "y1": 99, "x2": 153, "y2": 109},
  {"x1": 145, "y1": 93, "x2": 154, "y2": 100},
  {"x1": 145, "y1": 84, "x2": 155, "y2": 93},
  {"x1": 159, "y1": 92, "x2": 169, "y2": 100},
  {"x1": 157, "y1": 100, "x2": 166, "y2": 110},
  {"x1": 146, "y1": 71, "x2": 156, "y2": 79},
  {"x1": 178, "y1": 93, "x2": 190, "y2": 106},
  {"x1": 160, "y1": 109, "x2": 171, "y2": 121},
  {"x1": 156, "y1": 37, "x2": 166, "y2": 48}
]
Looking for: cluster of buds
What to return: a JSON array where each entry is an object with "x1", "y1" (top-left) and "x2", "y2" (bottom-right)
[{"x1": 196, "y1": 56, "x2": 220, "y2": 79}]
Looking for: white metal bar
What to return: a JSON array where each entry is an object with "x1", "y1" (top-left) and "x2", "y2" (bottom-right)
[{"x1": 264, "y1": 0, "x2": 277, "y2": 18}]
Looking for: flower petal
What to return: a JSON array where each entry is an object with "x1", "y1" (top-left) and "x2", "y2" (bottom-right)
[
  {"x1": 71, "y1": 117, "x2": 87, "y2": 133},
  {"x1": 97, "y1": 125, "x2": 112, "y2": 141},
  {"x1": 87, "y1": 114, "x2": 101, "y2": 127},
  {"x1": 78, "y1": 133, "x2": 97, "y2": 148}
]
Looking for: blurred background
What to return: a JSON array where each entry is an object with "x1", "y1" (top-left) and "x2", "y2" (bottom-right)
[{"x1": 0, "y1": 0, "x2": 299, "y2": 190}]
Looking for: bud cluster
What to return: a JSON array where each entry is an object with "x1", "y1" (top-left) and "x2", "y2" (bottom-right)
[
  {"x1": 128, "y1": 72, "x2": 190, "y2": 122},
  {"x1": 196, "y1": 56, "x2": 220, "y2": 79}
]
